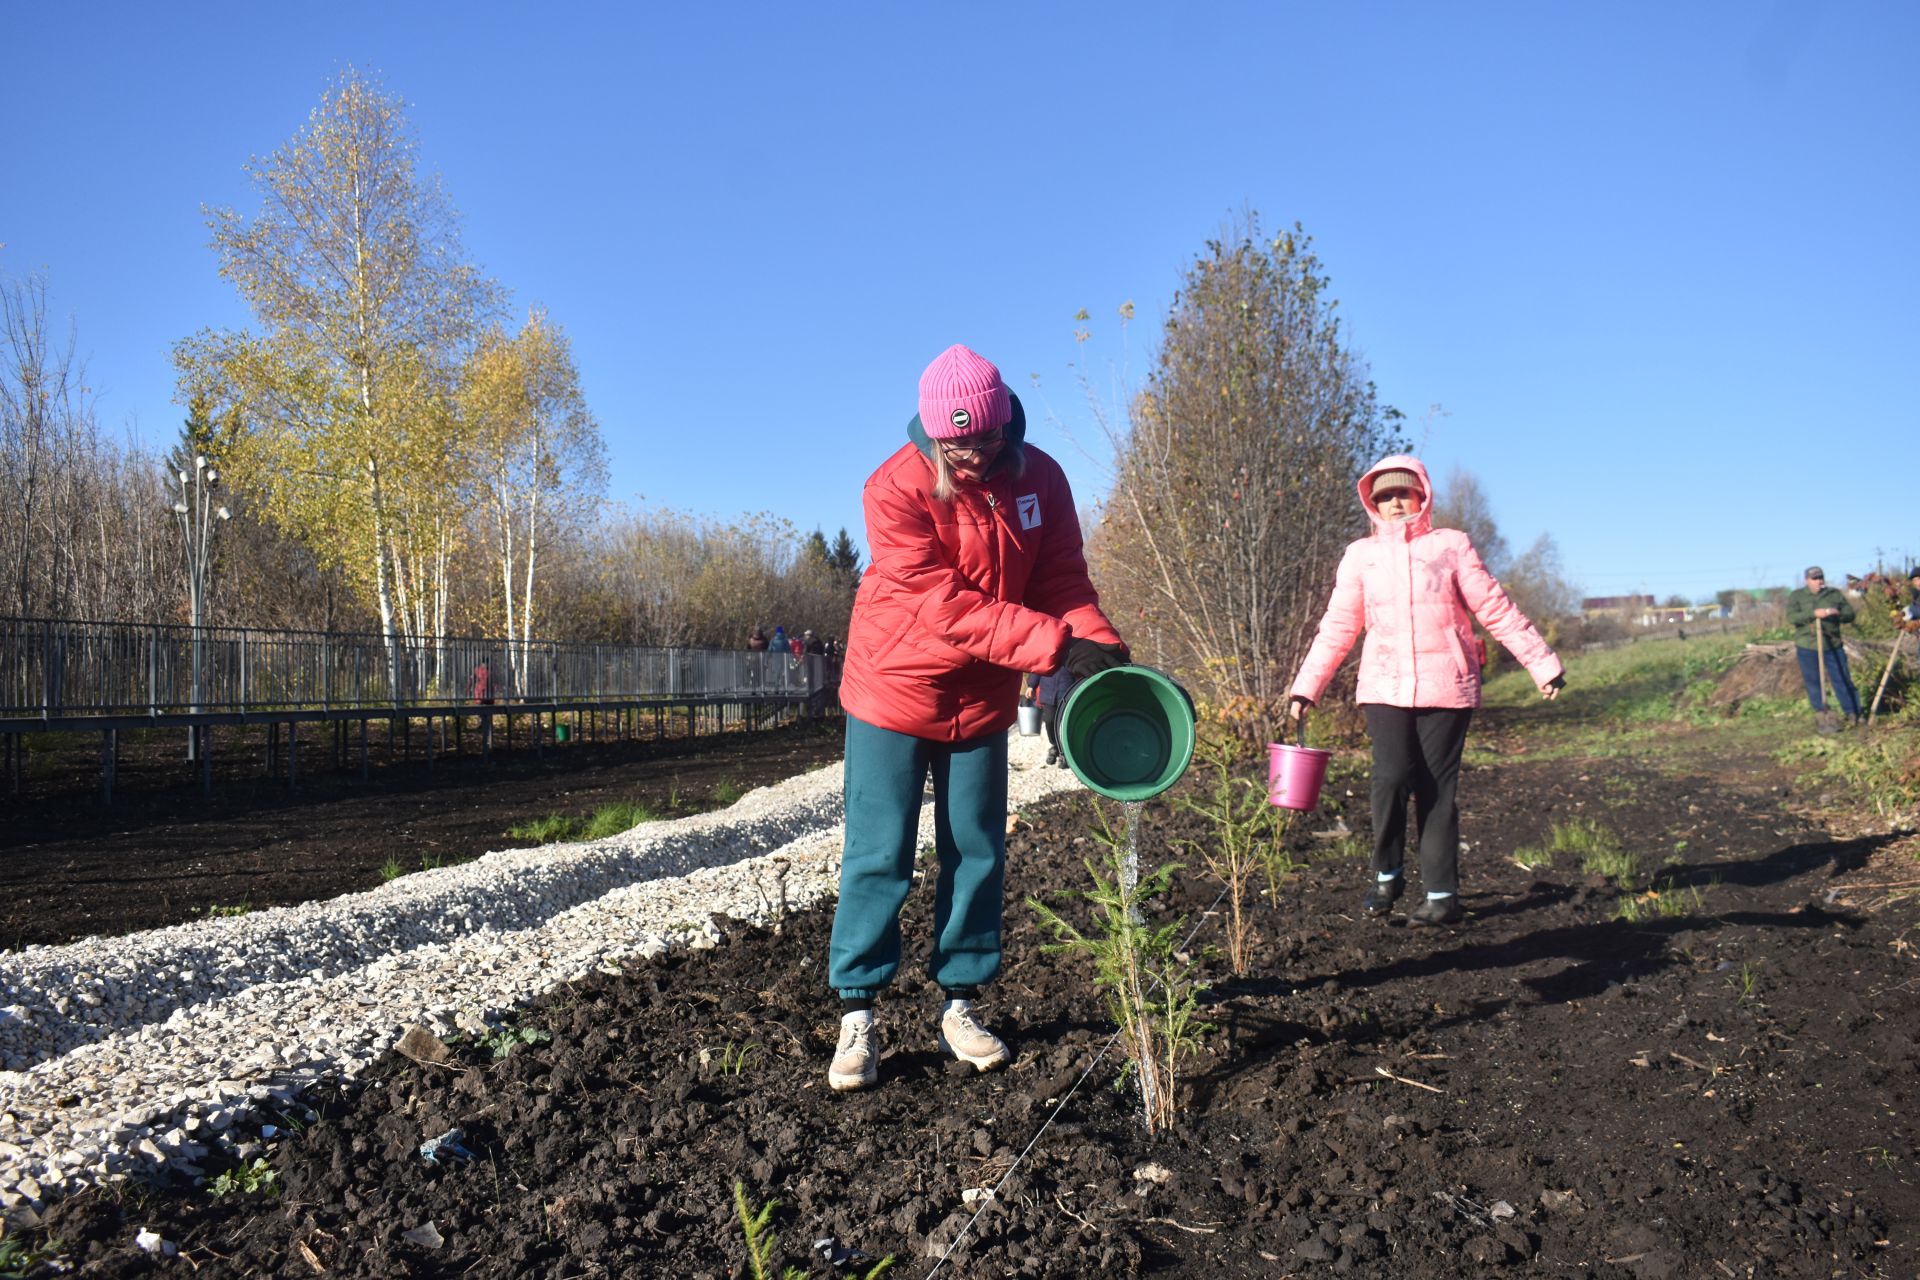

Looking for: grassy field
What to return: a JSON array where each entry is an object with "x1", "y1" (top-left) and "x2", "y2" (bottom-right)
[{"x1": 1479, "y1": 630, "x2": 1919, "y2": 823}]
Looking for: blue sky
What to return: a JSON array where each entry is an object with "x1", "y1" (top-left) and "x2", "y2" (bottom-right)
[{"x1": 3, "y1": 3, "x2": 1914, "y2": 603}]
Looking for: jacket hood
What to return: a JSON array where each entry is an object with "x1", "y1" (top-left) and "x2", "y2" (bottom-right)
[
  {"x1": 907, "y1": 392, "x2": 1028, "y2": 477},
  {"x1": 1359, "y1": 453, "x2": 1434, "y2": 538}
]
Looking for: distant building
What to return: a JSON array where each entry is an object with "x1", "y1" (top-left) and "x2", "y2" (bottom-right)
[{"x1": 1581, "y1": 595, "x2": 1657, "y2": 625}]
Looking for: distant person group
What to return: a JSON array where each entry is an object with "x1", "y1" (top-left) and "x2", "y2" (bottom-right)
[{"x1": 746, "y1": 626, "x2": 837, "y2": 661}]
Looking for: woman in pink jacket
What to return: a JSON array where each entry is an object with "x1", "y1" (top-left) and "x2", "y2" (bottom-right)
[{"x1": 1289, "y1": 456, "x2": 1565, "y2": 926}]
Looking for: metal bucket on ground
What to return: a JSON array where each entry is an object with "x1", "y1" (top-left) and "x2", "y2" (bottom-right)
[{"x1": 1056, "y1": 665, "x2": 1196, "y2": 801}]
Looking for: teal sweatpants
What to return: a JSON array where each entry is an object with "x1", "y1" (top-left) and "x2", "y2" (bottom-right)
[{"x1": 828, "y1": 714, "x2": 1009, "y2": 999}]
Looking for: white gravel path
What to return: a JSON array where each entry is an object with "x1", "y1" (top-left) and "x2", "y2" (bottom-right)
[{"x1": 0, "y1": 730, "x2": 1079, "y2": 1212}]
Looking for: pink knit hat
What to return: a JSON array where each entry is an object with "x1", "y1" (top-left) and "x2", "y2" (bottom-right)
[{"x1": 918, "y1": 344, "x2": 1011, "y2": 440}]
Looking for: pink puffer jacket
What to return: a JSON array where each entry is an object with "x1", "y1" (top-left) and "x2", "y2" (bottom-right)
[{"x1": 1290, "y1": 456, "x2": 1563, "y2": 709}]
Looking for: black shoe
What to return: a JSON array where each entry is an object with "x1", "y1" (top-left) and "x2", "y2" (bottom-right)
[
  {"x1": 1362, "y1": 878, "x2": 1404, "y2": 916},
  {"x1": 1408, "y1": 896, "x2": 1464, "y2": 927}
]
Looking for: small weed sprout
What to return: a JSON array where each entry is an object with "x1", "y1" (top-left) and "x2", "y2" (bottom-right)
[
  {"x1": 1613, "y1": 875, "x2": 1705, "y2": 923},
  {"x1": 512, "y1": 800, "x2": 659, "y2": 845},
  {"x1": 485, "y1": 1026, "x2": 553, "y2": 1059},
  {"x1": 209, "y1": 1157, "x2": 279, "y2": 1199},
  {"x1": 717, "y1": 1041, "x2": 759, "y2": 1076},
  {"x1": 1511, "y1": 846, "x2": 1553, "y2": 872},
  {"x1": 509, "y1": 813, "x2": 576, "y2": 844},
  {"x1": 1548, "y1": 818, "x2": 1638, "y2": 885},
  {"x1": 1325, "y1": 833, "x2": 1370, "y2": 862},
  {"x1": 1175, "y1": 734, "x2": 1282, "y2": 975},
  {"x1": 1028, "y1": 801, "x2": 1208, "y2": 1135},
  {"x1": 711, "y1": 778, "x2": 743, "y2": 806},
  {"x1": 1729, "y1": 961, "x2": 1760, "y2": 1006},
  {"x1": 0, "y1": 1233, "x2": 66, "y2": 1275},
  {"x1": 204, "y1": 901, "x2": 251, "y2": 918},
  {"x1": 378, "y1": 856, "x2": 404, "y2": 882}
]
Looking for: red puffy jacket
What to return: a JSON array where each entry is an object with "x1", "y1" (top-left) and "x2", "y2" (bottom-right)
[{"x1": 839, "y1": 399, "x2": 1122, "y2": 741}]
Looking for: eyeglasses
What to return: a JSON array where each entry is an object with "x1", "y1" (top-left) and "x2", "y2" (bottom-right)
[
  {"x1": 938, "y1": 430, "x2": 1004, "y2": 463},
  {"x1": 1374, "y1": 488, "x2": 1420, "y2": 503}
]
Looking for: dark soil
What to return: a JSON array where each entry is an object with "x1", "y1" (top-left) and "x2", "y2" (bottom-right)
[
  {"x1": 22, "y1": 717, "x2": 1920, "y2": 1278},
  {"x1": 0, "y1": 715, "x2": 844, "y2": 950}
]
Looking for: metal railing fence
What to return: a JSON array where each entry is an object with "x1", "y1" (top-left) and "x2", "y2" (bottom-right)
[{"x1": 0, "y1": 617, "x2": 838, "y2": 719}]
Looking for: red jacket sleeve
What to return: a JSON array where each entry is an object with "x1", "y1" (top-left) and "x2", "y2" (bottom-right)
[
  {"x1": 1021, "y1": 464, "x2": 1123, "y2": 654},
  {"x1": 864, "y1": 476, "x2": 1075, "y2": 675}
]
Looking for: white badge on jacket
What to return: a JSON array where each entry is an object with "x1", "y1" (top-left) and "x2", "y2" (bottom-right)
[{"x1": 1017, "y1": 493, "x2": 1041, "y2": 530}]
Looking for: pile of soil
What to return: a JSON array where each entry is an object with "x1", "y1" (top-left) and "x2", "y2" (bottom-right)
[
  {"x1": 1705, "y1": 640, "x2": 1895, "y2": 714},
  {"x1": 27, "y1": 725, "x2": 1916, "y2": 1277},
  {"x1": 0, "y1": 721, "x2": 844, "y2": 949}
]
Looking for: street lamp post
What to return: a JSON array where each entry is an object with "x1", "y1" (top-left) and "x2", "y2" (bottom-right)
[{"x1": 172, "y1": 454, "x2": 230, "y2": 759}]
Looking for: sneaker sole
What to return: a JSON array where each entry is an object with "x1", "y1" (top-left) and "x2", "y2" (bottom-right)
[
  {"x1": 828, "y1": 1066, "x2": 878, "y2": 1092},
  {"x1": 936, "y1": 1033, "x2": 1010, "y2": 1072}
]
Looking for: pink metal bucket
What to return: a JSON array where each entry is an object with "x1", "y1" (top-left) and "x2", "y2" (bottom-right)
[{"x1": 1268, "y1": 742, "x2": 1332, "y2": 811}]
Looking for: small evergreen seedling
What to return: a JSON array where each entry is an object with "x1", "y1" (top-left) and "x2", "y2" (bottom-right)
[{"x1": 1029, "y1": 801, "x2": 1208, "y2": 1135}]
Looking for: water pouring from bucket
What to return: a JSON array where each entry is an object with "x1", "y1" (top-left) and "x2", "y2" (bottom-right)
[{"x1": 1268, "y1": 715, "x2": 1331, "y2": 812}]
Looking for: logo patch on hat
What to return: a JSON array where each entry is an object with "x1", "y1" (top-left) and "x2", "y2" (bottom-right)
[
  {"x1": 1017, "y1": 493, "x2": 1041, "y2": 530},
  {"x1": 950, "y1": 409, "x2": 971, "y2": 430}
]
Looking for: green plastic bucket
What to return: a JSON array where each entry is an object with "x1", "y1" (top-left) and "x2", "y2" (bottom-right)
[
  {"x1": 554, "y1": 723, "x2": 571, "y2": 744},
  {"x1": 1056, "y1": 665, "x2": 1196, "y2": 801}
]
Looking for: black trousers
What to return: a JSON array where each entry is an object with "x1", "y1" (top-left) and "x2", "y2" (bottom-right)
[{"x1": 1364, "y1": 705, "x2": 1474, "y2": 896}]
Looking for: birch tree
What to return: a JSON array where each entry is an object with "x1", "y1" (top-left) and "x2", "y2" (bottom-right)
[
  {"x1": 179, "y1": 68, "x2": 498, "y2": 690},
  {"x1": 461, "y1": 308, "x2": 604, "y2": 694},
  {"x1": 0, "y1": 274, "x2": 173, "y2": 623}
]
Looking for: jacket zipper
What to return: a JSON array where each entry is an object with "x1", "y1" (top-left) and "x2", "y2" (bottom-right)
[{"x1": 1401, "y1": 522, "x2": 1417, "y2": 705}]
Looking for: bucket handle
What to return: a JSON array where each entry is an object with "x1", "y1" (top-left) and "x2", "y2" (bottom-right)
[{"x1": 1294, "y1": 705, "x2": 1307, "y2": 749}]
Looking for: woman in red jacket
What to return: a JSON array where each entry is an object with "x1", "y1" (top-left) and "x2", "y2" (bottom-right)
[
  {"x1": 1288, "y1": 456, "x2": 1565, "y2": 927},
  {"x1": 827, "y1": 344, "x2": 1127, "y2": 1092}
]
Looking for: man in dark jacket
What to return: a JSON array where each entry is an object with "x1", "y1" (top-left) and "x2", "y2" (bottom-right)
[{"x1": 1786, "y1": 566, "x2": 1861, "y2": 727}]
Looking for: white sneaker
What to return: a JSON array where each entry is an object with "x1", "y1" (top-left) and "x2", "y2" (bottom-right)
[
  {"x1": 937, "y1": 1002, "x2": 1010, "y2": 1072},
  {"x1": 828, "y1": 1012, "x2": 879, "y2": 1091}
]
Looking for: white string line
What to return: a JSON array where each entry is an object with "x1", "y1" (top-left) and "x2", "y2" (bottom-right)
[{"x1": 923, "y1": 881, "x2": 1233, "y2": 1278}]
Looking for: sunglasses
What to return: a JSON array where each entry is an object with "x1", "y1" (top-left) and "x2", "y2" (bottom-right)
[
  {"x1": 938, "y1": 429, "x2": 1004, "y2": 462},
  {"x1": 1374, "y1": 488, "x2": 1420, "y2": 503}
]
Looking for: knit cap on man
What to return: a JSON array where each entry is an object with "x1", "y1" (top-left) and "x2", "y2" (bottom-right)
[{"x1": 918, "y1": 344, "x2": 1011, "y2": 441}]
